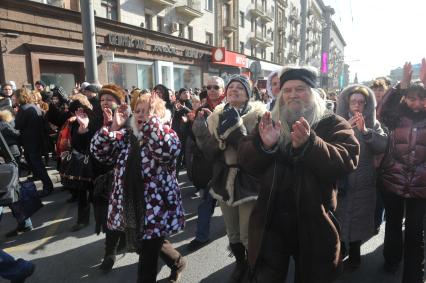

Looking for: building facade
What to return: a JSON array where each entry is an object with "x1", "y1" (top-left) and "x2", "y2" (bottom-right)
[{"x1": 2, "y1": 0, "x2": 347, "y2": 90}]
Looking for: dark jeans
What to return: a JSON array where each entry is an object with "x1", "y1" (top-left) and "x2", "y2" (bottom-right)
[
  {"x1": 382, "y1": 191, "x2": 426, "y2": 283},
  {"x1": 0, "y1": 250, "x2": 33, "y2": 281},
  {"x1": 195, "y1": 188, "x2": 216, "y2": 242},
  {"x1": 138, "y1": 237, "x2": 165, "y2": 283},
  {"x1": 25, "y1": 150, "x2": 53, "y2": 191}
]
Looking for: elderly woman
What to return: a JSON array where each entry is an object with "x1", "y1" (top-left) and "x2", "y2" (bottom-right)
[
  {"x1": 192, "y1": 75, "x2": 267, "y2": 282},
  {"x1": 335, "y1": 85, "x2": 388, "y2": 269},
  {"x1": 90, "y1": 93, "x2": 186, "y2": 283}
]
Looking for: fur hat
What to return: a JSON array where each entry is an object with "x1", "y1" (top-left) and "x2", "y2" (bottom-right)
[
  {"x1": 68, "y1": 93, "x2": 93, "y2": 113},
  {"x1": 99, "y1": 84, "x2": 126, "y2": 104},
  {"x1": 225, "y1": 75, "x2": 252, "y2": 98}
]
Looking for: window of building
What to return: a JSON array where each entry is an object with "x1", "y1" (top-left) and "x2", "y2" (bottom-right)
[
  {"x1": 240, "y1": 41, "x2": 245, "y2": 54},
  {"x1": 270, "y1": 52, "x2": 274, "y2": 62},
  {"x1": 188, "y1": 26, "x2": 193, "y2": 40},
  {"x1": 101, "y1": 0, "x2": 118, "y2": 21},
  {"x1": 251, "y1": 44, "x2": 255, "y2": 56},
  {"x1": 174, "y1": 64, "x2": 202, "y2": 90},
  {"x1": 251, "y1": 19, "x2": 255, "y2": 32},
  {"x1": 224, "y1": 37, "x2": 231, "y2": 50},
  {"x1": 262, "y1": 48, "x2": 266, "y2": 60},
  {"x1": 206, "y1": 32, "x2": 213, "y2": 45},
  {"x1": 205, "y1": 0, "x2": 213, "y2": 12},
  {"x1": 145, "y1": 14, "x2": 152, "y2": 30},
  {"x1": 239, "y1": 11, "x2": 245, "y2": 27},
  {"x1": 179, "y1": 23, "x2": 185, "y2": 38},
  {"x1": 157, "y1": 16, "x2": 164, "y2": 32}
]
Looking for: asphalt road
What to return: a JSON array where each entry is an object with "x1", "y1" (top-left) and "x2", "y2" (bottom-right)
[{"x1": 0, "y1": 164, "x2": 420, "y2": 283}]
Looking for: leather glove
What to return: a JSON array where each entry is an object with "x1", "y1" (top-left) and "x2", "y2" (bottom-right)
[{"x1": 217, "y1": 106, "x2": 240, "y2": 137}]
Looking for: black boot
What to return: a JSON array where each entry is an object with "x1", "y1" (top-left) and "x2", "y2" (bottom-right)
[
  {"x1": 100, "y1": 230, "x2": 120, "y2": 271},
  {"x1": 229, "y1": 243, "x2": 248, "y2": 283}
]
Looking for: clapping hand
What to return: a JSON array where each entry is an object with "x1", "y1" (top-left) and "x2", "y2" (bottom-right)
[
  {"x1": 420, "y1": 58, "x2": 426, "y2": 87},
  {"x1": 401, "y1": 62, "x2": 413, "y2": 89},
  {"x1": 75, "y1": 108, "x2": 89, "y2": 133},
  {"x1": 103, "y1": 107, "x2": 113, "y2": 126},
  {"x1": 111, "y1": 103, "x2": 129, "y2": 131},
  {"x1": 291, "y1": 117, "x2": 310, "y2": 149},
  {"x1": 354, "y1": 112, "x2": 367, "y2": 134},
  {"x1": 259, "y1": 112, "x2": 282, "y2": 150}
]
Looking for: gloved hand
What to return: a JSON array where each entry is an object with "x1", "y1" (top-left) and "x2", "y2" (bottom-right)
[{"x1": 217, "y1": 106, "x2": 240, "y2": 137}]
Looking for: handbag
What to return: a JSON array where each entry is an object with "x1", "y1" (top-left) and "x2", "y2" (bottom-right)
[
  {"x1": 10, "y1": 181, "x2": 43, "y2": 223},
  {"x1": 60, "y1": 149, "x2": 93, "y2": 189}
]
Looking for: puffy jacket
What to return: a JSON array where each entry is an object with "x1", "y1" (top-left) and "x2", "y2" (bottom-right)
[{"x1": 381, "y1": 110, "x2": 426, "y2": 198}]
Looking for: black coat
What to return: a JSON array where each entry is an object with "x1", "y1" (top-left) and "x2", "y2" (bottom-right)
[{"x1": 14, "y1": 104, "x2": 44, "y2": 153}]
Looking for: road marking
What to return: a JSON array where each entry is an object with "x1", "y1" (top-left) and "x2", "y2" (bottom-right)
[{"x1": 4, "y1": 204, "x2": 70, "y2": 253}]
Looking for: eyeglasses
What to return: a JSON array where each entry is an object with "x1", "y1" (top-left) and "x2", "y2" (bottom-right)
[
  {"x1": 349, "y1": 100, "x2": 366, "y2": 106},
  {"x1": 207, "y1": 85, "x2": 220, "y2": 90}
]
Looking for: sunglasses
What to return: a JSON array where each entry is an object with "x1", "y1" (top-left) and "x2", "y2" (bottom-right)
[{"x1": 207, "y1": 85, "x2": 220, "y2": 90}]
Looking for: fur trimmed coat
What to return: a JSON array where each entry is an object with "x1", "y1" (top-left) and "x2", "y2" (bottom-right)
[
  {"x1": 192, "y1": 101, "x2": 267, "y2": 206},
  {"x1": 90, "y1": 116, "x2": 185, "y2": 240}
]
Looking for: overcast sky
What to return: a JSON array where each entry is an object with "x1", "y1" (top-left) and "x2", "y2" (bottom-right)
[{"x1": 322, "y1": 0, "x2": 425, "y2": 82}]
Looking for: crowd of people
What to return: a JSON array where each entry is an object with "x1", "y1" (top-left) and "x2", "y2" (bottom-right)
[{"x1": 0, "y1": 59, "x2": 426, "y2": 283}]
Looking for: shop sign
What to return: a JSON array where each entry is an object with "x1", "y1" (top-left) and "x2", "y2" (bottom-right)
[
  {"x1": 107, "y1": 33, "x2": 145, "y2": 50},
  {"x1": 152, "y1": 44, "x2": 177, "y2": 55},
  {"x1": 184, "y1": 49, "x2": 203, "y2": 59},
  {"x1": 212, "y1": 48, "x2": 248, "y2": 68}
]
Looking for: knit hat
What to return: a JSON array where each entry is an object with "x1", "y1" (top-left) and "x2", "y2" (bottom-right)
[
  {"x1": 52, "y1": 86, "x2": 67, "y2": 103},
  {"x1": 80, "y1": 82, "x2": 90, "y2": 91},
  {"x1": 84, "y1": 84, "x2": 100, "y2": 94},
  {"x1": 279, "y1": 67, "x2": 317, "y2": 89},
  {"x1": 98, "y1": 84, "x2": 126, "y2": 104},
  {"x1": 225, "y1": 75, "x2": 252, "y2": 98},
  {"x1": 35, "y1": 80, "x2": 46, "y2": 88}
]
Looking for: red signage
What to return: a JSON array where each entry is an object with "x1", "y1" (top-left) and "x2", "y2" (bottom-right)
[{"x1": 212, "y1": 48, "x2": 248, "y2": 68}]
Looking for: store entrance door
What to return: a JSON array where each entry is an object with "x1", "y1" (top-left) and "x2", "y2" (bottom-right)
[
  {"x1": 40, "y1": 60, "x2": 85, "y2": 93},
  {"x1": 154, "y1": 61, "x2": 174, "y2": 90}
]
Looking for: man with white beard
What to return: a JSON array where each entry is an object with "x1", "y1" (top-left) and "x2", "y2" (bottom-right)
[{"x1": 238, "y1": 66, "x2": 360, "y2": 283}]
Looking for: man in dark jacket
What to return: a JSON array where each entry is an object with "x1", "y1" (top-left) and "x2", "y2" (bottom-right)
[
  {"x1": 238, "y1": 66, "x2": 360, "y2": 283},
  {"x1": 187, "y1": 76, "x2": 225, "y2": 251}
]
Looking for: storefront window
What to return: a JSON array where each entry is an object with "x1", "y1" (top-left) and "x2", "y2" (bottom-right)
[
  {"x1": 41, "y1": 73, "x2": 75, "y2": 93},
  {"x1": 173, "y1": 65, "x2": 201, "y2": 90},
  {"x1": 108, "y1": 61, "x2": 153, "y2": 90}
]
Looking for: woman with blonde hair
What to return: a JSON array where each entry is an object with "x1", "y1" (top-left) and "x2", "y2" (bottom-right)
[{"x1": 91, "y1": 93, "x2": 186, "y2": 282}]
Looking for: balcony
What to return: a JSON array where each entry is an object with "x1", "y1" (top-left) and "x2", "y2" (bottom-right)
[
  {"x1": 146, "y1": 0, "x2": 176, "y2": 7},
  {"x1": 248, "y1": 31, "x2": 264, "y2": 45},
  {"x1": 175, "y1": 0, "x2": 203, "y2": 19},
  {"x1": 259, "y1": 37, "x2": 273, "y2": 47},
  {"x1": 276, "y1": 0, "x2": 288, "y2": 7},
  {"x1": 248, "y1": 2, "x2": 265, "y2": 18},
  {"x1": 223, "y1": 18, "x2": 238, "y2": 34},
  {"x1": 260, "y1": 8, "x2": 274, "y2": 22}
]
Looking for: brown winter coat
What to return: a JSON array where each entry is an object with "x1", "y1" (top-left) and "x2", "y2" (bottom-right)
[
  {"x1": 239, "y1": 114, "x2": 359, "y2": 283},
  {"x1": 192, "y1": 101, "x2": 267, "y2": 206}
]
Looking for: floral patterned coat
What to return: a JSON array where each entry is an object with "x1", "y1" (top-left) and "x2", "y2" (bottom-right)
[{"x1": 90, "y1": 117, "x2": 185, "y2": 240}]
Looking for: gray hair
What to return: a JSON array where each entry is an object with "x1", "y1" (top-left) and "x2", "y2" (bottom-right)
[
  {"x1": 271, "y1": 75, "x2": 327, "y2": 147},
  {"x1": 208, "y1": 76, "x2": 225, "y2": 89}
]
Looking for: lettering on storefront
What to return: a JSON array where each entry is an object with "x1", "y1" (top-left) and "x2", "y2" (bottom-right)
[
  {"x1": 107, "y1": 33, "x2": 145, "y2": 50},
  {"x1": 152, "y1": 44, "x2": 177, "y2": 55},
  {"x1": 184, "y1": 49, "x2": 203, "y2": 59}
]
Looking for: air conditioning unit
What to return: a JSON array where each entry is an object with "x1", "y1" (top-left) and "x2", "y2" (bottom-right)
[{"x1": 170, "y1": 23, "x2": 179, "y2": 33}]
